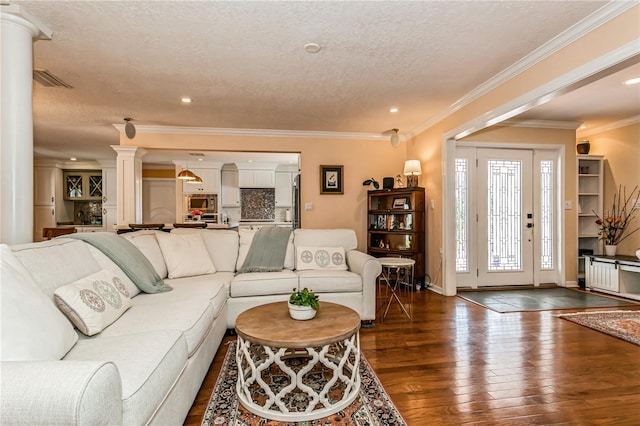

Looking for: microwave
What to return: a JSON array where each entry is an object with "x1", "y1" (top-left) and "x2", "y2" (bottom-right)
[{"x1": 185, "y1": 194, "x2": 217, "y2": 213}]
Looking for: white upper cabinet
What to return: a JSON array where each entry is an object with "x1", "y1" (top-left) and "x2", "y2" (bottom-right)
[
  {"x1": 238, "y1": 170, "x2": 275, "y2": 188},
  {"x1": 183, "y1": 168, "x2": 221, "y2": 194},
  {"x1": 34, "y1": 166, "x2": 58, "y2": 206},
  {"x1": 221, "y1": 170, "x2": 240, "y2": 206},
  {"x1": 102, "y1": 167, "x2": 117, "y2": 206}
]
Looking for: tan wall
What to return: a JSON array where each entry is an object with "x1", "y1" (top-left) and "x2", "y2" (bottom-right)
[
  {"x1": 408, "y1": 6, "x2": 638, "y2": 289},
  {"x1": 122, "y1": 133, "x2": 407, "y2": 251},
  {"x1": 585, "y1": 123, "x2": 640, "y2": 255},
  {"x1": 142, "y1": 169, "x2": 175, "y2": 179}
]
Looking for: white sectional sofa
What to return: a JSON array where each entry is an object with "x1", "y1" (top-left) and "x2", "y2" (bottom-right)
[{"x1": 0, "y1": 228, "x2": 381, "y2": 425}]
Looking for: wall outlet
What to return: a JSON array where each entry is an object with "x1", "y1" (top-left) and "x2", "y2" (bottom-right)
[
  {"x1": 439, "y1": 247, "x2": 444, "y2": 259},
  {"x1": 304, "y1": 203, "x2": 313, "y2": 211},
  {"x1": 564, "y1": 200, "x2": 572, "y2": 210}
]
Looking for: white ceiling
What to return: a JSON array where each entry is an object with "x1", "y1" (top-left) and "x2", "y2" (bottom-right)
[{"x1": 5, "y1": 0, "x2": 639, "y2": 164}]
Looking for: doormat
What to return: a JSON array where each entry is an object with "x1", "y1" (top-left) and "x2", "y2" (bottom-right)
[
  {"x1": 457, "y1": 287, "x2": 636, "y2": 313},
  {"x1": 557, "y1": 310, "x2": 640, "y2": 346},
  {"x1": 201, "y1": 341, "x2": 407, "y2": 426}
]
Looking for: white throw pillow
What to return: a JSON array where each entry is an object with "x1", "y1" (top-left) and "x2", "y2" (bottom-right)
[
  {"x1": 295, "y1": 246, "x2": 348, "y2": 271},
  {"x1": 0, "y1": 244, "x2": 78, "y2": 361},
  {"x1": 155, "y1": 232, "x2": 216, "y2": 279},
  {"x1": 122, "y1": 231, "x2": 168, "y2": 278},
  {"x1": 54, "y1": 269, "x2": 133, "y2": 336}
]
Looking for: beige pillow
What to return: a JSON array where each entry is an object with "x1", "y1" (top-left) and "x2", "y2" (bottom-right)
[
  {"x1": 155, "y1": 232, "x2": 216, "y2": 279},
  {"x1": 295, "y1": 246, "x2": 348, "y2": 271},
  {"x1": 122, "y1": 231, "x2": 168, "y2": 278},
  {"x1": 54, "y1": 269, "x2": 132, "y2": 336}
]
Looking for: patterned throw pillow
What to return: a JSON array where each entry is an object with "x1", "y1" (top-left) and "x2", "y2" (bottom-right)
[
  {"x1": 54, "y1": 269, "x2": 133, "y2": 336},
  {"x1": 295, "y1": 246, "x2": 348, "y2": 271}
]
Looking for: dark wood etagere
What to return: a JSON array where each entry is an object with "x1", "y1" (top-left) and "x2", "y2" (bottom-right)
[{"x1": 367, "y1": 187, "x2": 425, "y2": 284}]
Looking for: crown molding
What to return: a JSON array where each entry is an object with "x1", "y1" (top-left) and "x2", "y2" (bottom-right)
[
  {"x1": 114, "y1": 124, "x2": 405, "y2": 142},
  {"x1": 1, "y1": 4, "x2": 52, "y2": 39},
  {"x1": 577, "y1": 115, "x2": 640, "y2": 138},
  {"x1": 406, "y1": 1, "x2": 637, "y2": 140},
  {"x1": 501, "y1": 119, "x2": 582, "y2": 130}
]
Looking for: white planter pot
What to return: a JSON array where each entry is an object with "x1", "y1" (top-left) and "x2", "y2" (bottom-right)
[
  {"x1": 604, "y1": 245, "x2": 617, "y2": 256},
  {"x1": 288, "y1": 302, "x2": 317, "y2": 321}
]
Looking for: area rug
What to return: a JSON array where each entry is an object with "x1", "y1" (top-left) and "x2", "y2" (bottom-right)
[
  {"x1": 201, "y1": 341, "x2": 407, "y2": 425},
  {"x1": 557, "y1": 310, "x2": 640, "y2": 346},
  {"x1": 457, "y1": 287, "x2": 635, "y2": 313}
]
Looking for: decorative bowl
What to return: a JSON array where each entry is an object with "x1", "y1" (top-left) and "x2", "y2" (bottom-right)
[{"x1": 288, "y1": 302, "x2": 317, "y2": 321}]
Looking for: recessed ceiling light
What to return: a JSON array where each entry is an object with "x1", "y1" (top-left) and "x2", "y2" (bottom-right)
[
  {"x1": 198, "y1": 158, "x2": 203, "y2": 161},
  {"x1": 623, "y1": 77, "x2": 640, "y2": 85},
  {"x1": 389, "y1": 107, "x2": 399, "y2": 113},
  {"x1": 70, "y1": 157, "x2": 77, "y2": 161},
  {"x1": 181, "y1": 97, "x2": 192, "y2": 103},
  {"x1": 304, "y1": 43, "x2": 321, "y2": 54},
  {"x1": 247, "y1": 160, "x2": 253, "y2": 163}
]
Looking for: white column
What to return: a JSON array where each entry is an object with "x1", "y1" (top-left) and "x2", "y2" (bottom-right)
[
  {"x1": 112, "y1": 146, "x2": 146, "y2": 225},
  {"x1": 0, "y1": 6, "x2": 51, "y2": 244}
]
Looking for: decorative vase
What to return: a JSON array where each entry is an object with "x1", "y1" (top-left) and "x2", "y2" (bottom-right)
[
  {"x1": 288, "y1": 303, "x2": 317, "y2": 321},
  {"x1": 576, "y1": 140, "x2": 590, "y2": 155},
  {"x1": 194, "y1": 215, "x2": 201, "y2": 221},
  {"x1": 604, "y1": 245, "x2": 617, "y2": 256}
]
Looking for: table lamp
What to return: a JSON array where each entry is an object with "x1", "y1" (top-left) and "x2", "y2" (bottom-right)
[{"x1": 403, "y1": 160, "x2": 421, "y2": 188}]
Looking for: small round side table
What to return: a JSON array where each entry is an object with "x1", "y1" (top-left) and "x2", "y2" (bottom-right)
[{"x1": 377, "y1": 257, "x2": 415, "y2": 321}]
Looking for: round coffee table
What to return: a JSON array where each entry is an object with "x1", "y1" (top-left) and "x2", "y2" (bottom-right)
[{"x1": 234, "y1": 301, "x2": 361, "y2": 421}]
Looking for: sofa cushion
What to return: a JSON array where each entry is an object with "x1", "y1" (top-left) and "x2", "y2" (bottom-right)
[
  {"x1": 0, "y1": 244, "x2": 78, "y2": 361},
  {"x1": 54, "y1": 269, "x2": 133, "y2": 336},
  {"x1": 236, "y1": 228, "x2": 294, "y2": 271},
  {"x1": 99, "y1": 298, "x2": 214, "y2": 356},
  {"x1": 85, "y1": 245, "x2": 141, "y2": 298},
  {"x1": 293, "y1": 229, "x2": 358, "y2": 252},
  {"x1": 64, "y1": 330, "x2": 188, "y2": 426},
  {"x1": 297, "y1": 270, "x2": 362, "y2": 293},
  {"x1": 134, "y1": 273, "x2": 232, "y2": 320},
  {"x1": 170, "y1": 229, "x2": 239, "y2": 272},
  {"x1": 155, "y1": 232, "x2": 216, "y2": 279},
  {"x1": 11, "y1": 239, "x2": 101, "y2": 299},
  {"x1": 121, "y1": 231, "x2": 168, "y2": 279},
  {"x1": 295, "y1": 246, "x2": 348, "y2": 271},
  {"x1": 230, "y1": 270, "x2": 298, "y2": 298}
]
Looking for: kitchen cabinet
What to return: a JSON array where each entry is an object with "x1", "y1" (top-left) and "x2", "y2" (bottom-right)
[
  {"x1": 367, "y1": 187, "x2": 425, "y2": 284},
  {"x1": 182, "y1": 168, "x2": 220, "y2": 194},
  {"x1": 576, "y1": 155, "x2": 604, "y2": 287},
  {"x1": 63, "y1": 171, "x2": 103, "y2": 201},
  {"x1": 238, "y1": 170, "x2": 275, "y2": 188},
  {"x1": 34, "y1": 205, "x2": 56, "y2": 242},
  {"x1": 275, "y1": 171, "x2": 293, "y2": 207},
  {"x1": 221, "y1": 170, "x2": 240, "y2": 207},
  {"x1": 34, "y1": 165, "x2": 69, "y2": 241},
  {"x1": 102, "y1": 205, "x2": 117, "y2": 232},
  {"x1": 102, "y1": 167, "x2": 117, "y2": 207},
  {"x1": 34, "y1": 166, "x2": 57, "y2": 206},
  {"x1": 586, "y1": 255, "x2": 640, "y2": 301}
]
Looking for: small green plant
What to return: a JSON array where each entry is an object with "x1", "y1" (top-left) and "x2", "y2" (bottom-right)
[
  {"x1": 362, "y1": 178, "x2": 379, "y2": 189},
  {"x1": 289, "y1": 287, "x2": 320, "y2": 311}
]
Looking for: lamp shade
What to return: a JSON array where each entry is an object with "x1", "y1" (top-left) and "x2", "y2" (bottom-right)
[
  {"x1": 177, "y1": 169, "x2": 196, "y2": 180},
  {"x1": 403, "y1": 160, "x2": 422, "y2": 176},
  {"x1": 186, "y1": 175, "x2": 203, "y2": 184}
]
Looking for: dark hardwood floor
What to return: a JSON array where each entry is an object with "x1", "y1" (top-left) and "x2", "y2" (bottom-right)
[{"x1": 185, "y1": 288, "x2": 640, "y2": 425}]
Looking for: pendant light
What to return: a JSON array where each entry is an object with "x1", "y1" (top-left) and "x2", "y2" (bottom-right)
[
  {"x1": 177, "y1": 162, "x2": 196, "y2": 180},
  {"x1": 390, "y1": 129, "x2": 400, "y2": 147},
  {"x1": 186, "y1": 174, "x2": 203, "y2": 184}
]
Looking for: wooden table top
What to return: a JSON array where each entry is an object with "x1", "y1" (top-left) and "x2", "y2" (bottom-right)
[{"x1": 235, "y1": 301, "x2": 360, "y2": 348}]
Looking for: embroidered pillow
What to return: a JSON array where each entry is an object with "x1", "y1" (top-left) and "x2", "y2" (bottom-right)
[
  {"x1": 295, "y1": 246, "x2": 348, "y2": 271},
  {"x1": 155, "y1": 232, "x2": 216, "y2": 279},
  {"x1": 54, "y1": 269, "x2": 132, "y2": 336}
]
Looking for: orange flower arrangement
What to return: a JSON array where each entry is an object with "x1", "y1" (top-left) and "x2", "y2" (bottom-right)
[{"x1": 594, "y1": 185, "x2": 639, "y2": 246}]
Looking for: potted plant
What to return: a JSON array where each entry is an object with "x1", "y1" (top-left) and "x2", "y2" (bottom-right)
[
  {"x1": 288, "y1": 287, "x2": 319, "y2": 320},
  {"x1": 594, "y1": 185, "x2": 639, "y2": 256}
]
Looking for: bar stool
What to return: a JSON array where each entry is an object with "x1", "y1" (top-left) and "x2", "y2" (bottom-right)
[{"x1": 377, "y1": 257, "x2": 415, "y2": 321}]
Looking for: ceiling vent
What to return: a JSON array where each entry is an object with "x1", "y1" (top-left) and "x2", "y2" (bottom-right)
[
  {"x1": 33, "y1": 69, "x2": 72, "y2": 88},
  {"x1": 188, "y1": 152, "x2": 205, "y2": 157}
]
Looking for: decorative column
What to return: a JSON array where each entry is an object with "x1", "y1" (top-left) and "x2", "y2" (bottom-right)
[
  {"x1": 111, "y1": 146, "x2": 146, "y2": 226},
  {"x1": 0, "y1": 6, "x2": 51, "y2": 244}
]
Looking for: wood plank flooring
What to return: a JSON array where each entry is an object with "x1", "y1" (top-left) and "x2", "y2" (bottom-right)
[{"x1": 185, "y1": 289, "x2": 640, "y2": 425}]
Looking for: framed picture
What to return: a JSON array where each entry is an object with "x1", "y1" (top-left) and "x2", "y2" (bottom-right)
[
  {"x1": 393, "y1": 197, "x2": 409, "y2": 209},
  {"x1": 320, "y1": 165, "x2": 343, "y2": 194}
]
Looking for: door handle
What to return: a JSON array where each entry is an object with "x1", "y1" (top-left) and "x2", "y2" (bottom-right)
[
  {"x1": 526, "y1": 223, "x2": 534, "y2": 228},
  {"x1": 51, "y1": 196, "x2": 55, "y2": 203}
]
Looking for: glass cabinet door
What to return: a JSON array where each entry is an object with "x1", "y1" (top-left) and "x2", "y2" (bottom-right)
[{"x1": 66, "y1": 174, "x2": 83, "y2": 198}]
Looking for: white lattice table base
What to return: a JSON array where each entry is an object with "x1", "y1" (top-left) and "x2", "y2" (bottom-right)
[{"x1": 235, "y1": 333, "x2": 361, "y2": 421}]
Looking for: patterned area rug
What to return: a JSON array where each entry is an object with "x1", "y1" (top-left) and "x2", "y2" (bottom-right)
[
  {"x1": 557, "y1": 310, "x2": 640, "y2": 346},
  {"x1": 201, "y1": 341, "x2": 407, "y2": 425}
]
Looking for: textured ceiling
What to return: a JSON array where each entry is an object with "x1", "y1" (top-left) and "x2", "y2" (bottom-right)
[{"x1": 5, "y1": 0, "x2": 637, "y2": 162}]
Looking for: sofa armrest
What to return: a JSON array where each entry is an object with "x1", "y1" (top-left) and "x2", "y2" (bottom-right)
[
  {"x1": 346, "y1": 250, "x2": 382, "y2": 321},
  {"x1": 1, "y1": 360, "x2": 122, "y2": 425}
]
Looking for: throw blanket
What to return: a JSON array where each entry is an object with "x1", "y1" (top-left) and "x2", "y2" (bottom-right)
[
  {"x1": 237, "y1": 226, "x2": 293, "y2": 274},
  {"x1": 63, "y1": 233, "x2": 172, "y2": 293}
]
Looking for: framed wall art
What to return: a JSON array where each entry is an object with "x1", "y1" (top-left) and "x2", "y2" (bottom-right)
[{"x1": 320, "y1": 165, "x2": 343, "y2": 194}]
